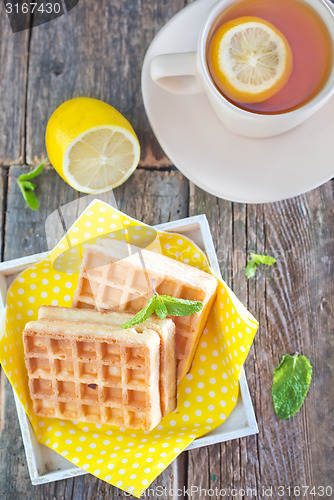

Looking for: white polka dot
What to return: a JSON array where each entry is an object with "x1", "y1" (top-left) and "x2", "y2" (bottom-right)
[
  {"x1": 240, "y1": 346, "x2": 245, "y2": 352},
  {"x1": 183, "y1": 401, "x2": 190, "y2": 408},
  {"x1": 200, "y1": 355, "x2": 206, "y2": 362},
  {"x1": 198, "y1": 369, "x2": 205, "y2": 375},
  {"x1": 212, "y1": 350, "x2": 218, "y2": 357},
  {"x1": 76, "y1": 447, "x2": 82, "y2": 452},
  {"x1": 118, "y1": 469, "x2": 125, "y2": 474},
  {"x1": 130, "y1": 474, "x2": 136, "y2": 480},
  {"x1": 144, "y1": 468, "x2": 151, "y2": 473},
  {"x1": 196, "y1": 396, "x2": 203, "y2": 402},
  {"x1": 195, "y1": 410, "x2": 202, "y2": 416},
  {"x1": 69, "y1": 429, "x2": 75, "y2": 434},
  {"x1": 185, "y1": 387, "x2": 191, "y2": 394},
  {"x1": 72, "y1": 457, "x2": 79, "y2": 464},
  {"x1": 132, "y1": 463, "x2": 139, "y2": 468},
  {"x1": 94, "y1": 469, "x2": 100, "y2": 475},
  {"x1": 182, "y1": 415, "x2": 189, "y2": 422},
  {"x1": 162, "y1": 443, "x2": 169, "y2": 448},
  {"x1": 211, "y1": 364, "x2": 217, "y2": 370},
  {"x1": 90, "y1": 443, "x2": 96, "y2": 448},
  {"x1": 108, "y1": 464, "x2": 115, "y2": 470},
  {"x1": 142, "y1": 480, "x2": 149, "y2": 486},
  {"x1": 105, "y1": 475, "x2": 111, "y2": 481},
  {"x1": 186, "y1": 373, "x2": 193, "y2": 380},
  {"x1": 197, "y1": 382, "x2": 204, "y2": 389}
]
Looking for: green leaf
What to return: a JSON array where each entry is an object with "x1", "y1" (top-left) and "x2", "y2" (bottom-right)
[
  {"x1": 16, "y1": 159, "x2": 47, "y2": 211},
  {"x1": 245, "y1": 260, "x2": 258, "y2": 278},
  {"x1": 18, "y1": 158, "x2": 47, "y2": 181},
  {"x1": 272, "y1": 354, "x2": 312, "y2": 420},
  {"x1": 245, "y1": 252, "x2": 276, "y2": 278},
  {"x1": 19, "y1": 180, "x2": 36, "y2": 191},
  {"x1": 160, "y1": 295, "x2": 203, "y2": 316},
  {"x1": 121, "y1": 296, "x2": 157, "y2": 329},
  {"x1": 154, "y1": 295, "x2": 168, "y2": 319},
  {"x1": 22, "y1": 189, "x2": 39, "y2": 211},
  {"x1": 251, "y1": 253, "x2": 276, "y2": 266}
]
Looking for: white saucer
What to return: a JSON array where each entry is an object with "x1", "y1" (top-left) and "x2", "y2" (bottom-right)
[{"x1": 141, "y1": 0, "x2": 334, "y2": 203}]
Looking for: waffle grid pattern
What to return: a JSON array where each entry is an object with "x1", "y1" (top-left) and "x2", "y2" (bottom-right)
[
  {"x1": 24, "y1": 332, "x2": 153, "y2": 429},
  {"x1": 74, "y1": 252, "x2": 206, "y2": 365}
]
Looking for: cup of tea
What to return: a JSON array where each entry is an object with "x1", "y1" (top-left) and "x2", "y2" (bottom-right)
[{"x1": 150, "y1": 0, "x2": 334, "y2": 138}]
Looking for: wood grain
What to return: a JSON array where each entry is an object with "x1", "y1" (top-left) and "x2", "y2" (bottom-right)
[
  {"x1": 25, "y1": 0, "x2": 184, "y2": 167},
  {"x1": 0, "y1": 167, "x2": 189, "y2": 499},
  {"x1": 0, "y1": 7, "x2": 30, "y2": 165},
  {"x1": 188, "y1": 182, "x2": 334, "y2": 499}
]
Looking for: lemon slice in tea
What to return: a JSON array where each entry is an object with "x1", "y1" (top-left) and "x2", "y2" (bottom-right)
[
  {"x1": 46, "y1": 98, "x2": 140, "y2": 193},
  {"x1": 209, "y1": 16, "x2": 293, "y2": 104}
]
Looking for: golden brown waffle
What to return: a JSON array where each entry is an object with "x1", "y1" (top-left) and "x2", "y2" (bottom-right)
[
  {"x1": 38, "y1": 306, "x2": 177, "y2": 416},
  {"x1": 72, "y1": 239, "x2": 218, "y2": 379},
  {"x1": 23, "y1": 318, "x2": 161, "y2": 430}
]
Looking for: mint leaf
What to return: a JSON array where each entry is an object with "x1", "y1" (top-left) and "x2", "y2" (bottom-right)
[
  {"x1": 121, "y1": 292, "x2": 204, "y2": 328},
  {"x1": 245, "y1": 260, "x2": 257, "y2": 278},
  {"x1": 245, "y1": 252, "x2": 276, "y2": 278},
  {"x1": 154, "y1": 295, "x2": 168, "y2": 319},
  {"x1": 17, "y1": 181, "x2": 39, "y2": 211},
  {"x1": 18, "y1": 158, "x2": 46, "y2": 181},
  {"x1": 160, "y1": 295, "x2": 203, "y2": 316},
  {"x1": 16, "y1": 159, "x2": 46, "y2": 211},
  {"x1": 272, "y1": 354, "x2": 312, "y2": 420},
  {"x1": 251, "y1": 253, "x2": 276, "y2": 266},
  {"x1": 20, "y1": 180, "x2": 36, "y2": 191},
  {"x1": 121, "y1": 296, "x2": 157, "y2": 329}
]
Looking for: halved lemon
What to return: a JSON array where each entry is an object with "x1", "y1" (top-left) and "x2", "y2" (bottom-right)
[
  {"x1": 46, "y1": 98, "x2": 140, "y2": 193},
  {"x1": 209, "y1": 16, "x2": 293, "y2": 103}
]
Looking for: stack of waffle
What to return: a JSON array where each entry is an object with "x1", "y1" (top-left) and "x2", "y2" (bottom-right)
[
  {"x1": 24, "y1": 306, "x2": 176, "y2": 431},
  {"x1": 73, "y1": 239, "x2": 218, "y2": 380},
  {"x1": 24, "y1": 239, "x2": 218, "y2": 430}
]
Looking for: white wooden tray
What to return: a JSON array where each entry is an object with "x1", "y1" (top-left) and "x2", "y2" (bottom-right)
[{"x1": 0, "y1": 215, "x2": 258, "y2": 485}]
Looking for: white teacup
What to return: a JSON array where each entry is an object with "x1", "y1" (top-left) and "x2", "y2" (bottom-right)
[{"x1": 150, "y1": 0, "x2": 334, "y2": 138}]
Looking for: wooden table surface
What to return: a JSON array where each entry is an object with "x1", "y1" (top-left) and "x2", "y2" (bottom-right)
[{"x1": 0, "y1": 1, "x2": 333, "y2": 499}]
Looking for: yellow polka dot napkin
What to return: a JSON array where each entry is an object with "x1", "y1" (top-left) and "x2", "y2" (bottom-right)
[{"x1": 0, "y1": 200, "x2": 258, "y2": 497}]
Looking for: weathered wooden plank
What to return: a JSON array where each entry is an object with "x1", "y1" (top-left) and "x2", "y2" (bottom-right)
[
  {"x1": 25, "y1": 0, "x2": 184, "y2": 167},
  {"x1": 188, "y1": 181, "x2": 334, "y2": 498},
  {"x1": 188, "y1": 184, "x2": 251, "y2": 500},
  {"x1": 0, "y1": 9, "x2": 29, "y2": 164},
  {"x1": 0, "y1": 166, "x2": 8, "y2": 460},
  {"x1": 1, "y1": 167, "x2": 189, "y2": 499},
  {"x1": 251, "y1": 183, "x2": 334, "y2": 495}
]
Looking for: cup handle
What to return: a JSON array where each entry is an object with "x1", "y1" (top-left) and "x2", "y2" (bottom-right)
[{"x1": 150, "y1": 52, "x2": 204, "y2": 94}]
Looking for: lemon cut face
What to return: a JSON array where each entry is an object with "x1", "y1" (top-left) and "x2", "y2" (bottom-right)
[
  {"x1": 210, "y1": 17, "x2": 293, "y2": 103},
  {"x1": 46, "y1": 98, "x2": 140, "y2": 194},
  {"x1": 65, "y1": 126, "x2": 140, "y2": 193}
]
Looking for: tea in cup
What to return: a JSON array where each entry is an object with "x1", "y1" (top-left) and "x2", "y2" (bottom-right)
[{"x1": 151, "y1": 0, "x2": 334, "y2": 138}]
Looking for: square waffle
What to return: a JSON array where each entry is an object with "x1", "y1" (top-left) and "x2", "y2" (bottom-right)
[
  {"x1": 23, "y1": 317, "x2": 161, "y2": 430},
  {"x1": 72, "y1": 239, "x2": 218, "y2": 379},
  {"x1": 38, "y1": 306, "x2": 177, "y2": 415}
]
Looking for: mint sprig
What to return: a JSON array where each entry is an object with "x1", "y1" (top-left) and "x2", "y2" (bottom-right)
[
  {"x1": 122, "y1": 293, "x2": 203, "y2": 329},
  {"x1": 245, "y1": 252, "x2": 276, "y2": 278},
  {"x1": 17, "y1": 159, "x2": 47, "y2": 211},
  {"x1": 272, "y1": 354, "x2": 312, "y2": 420}
]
